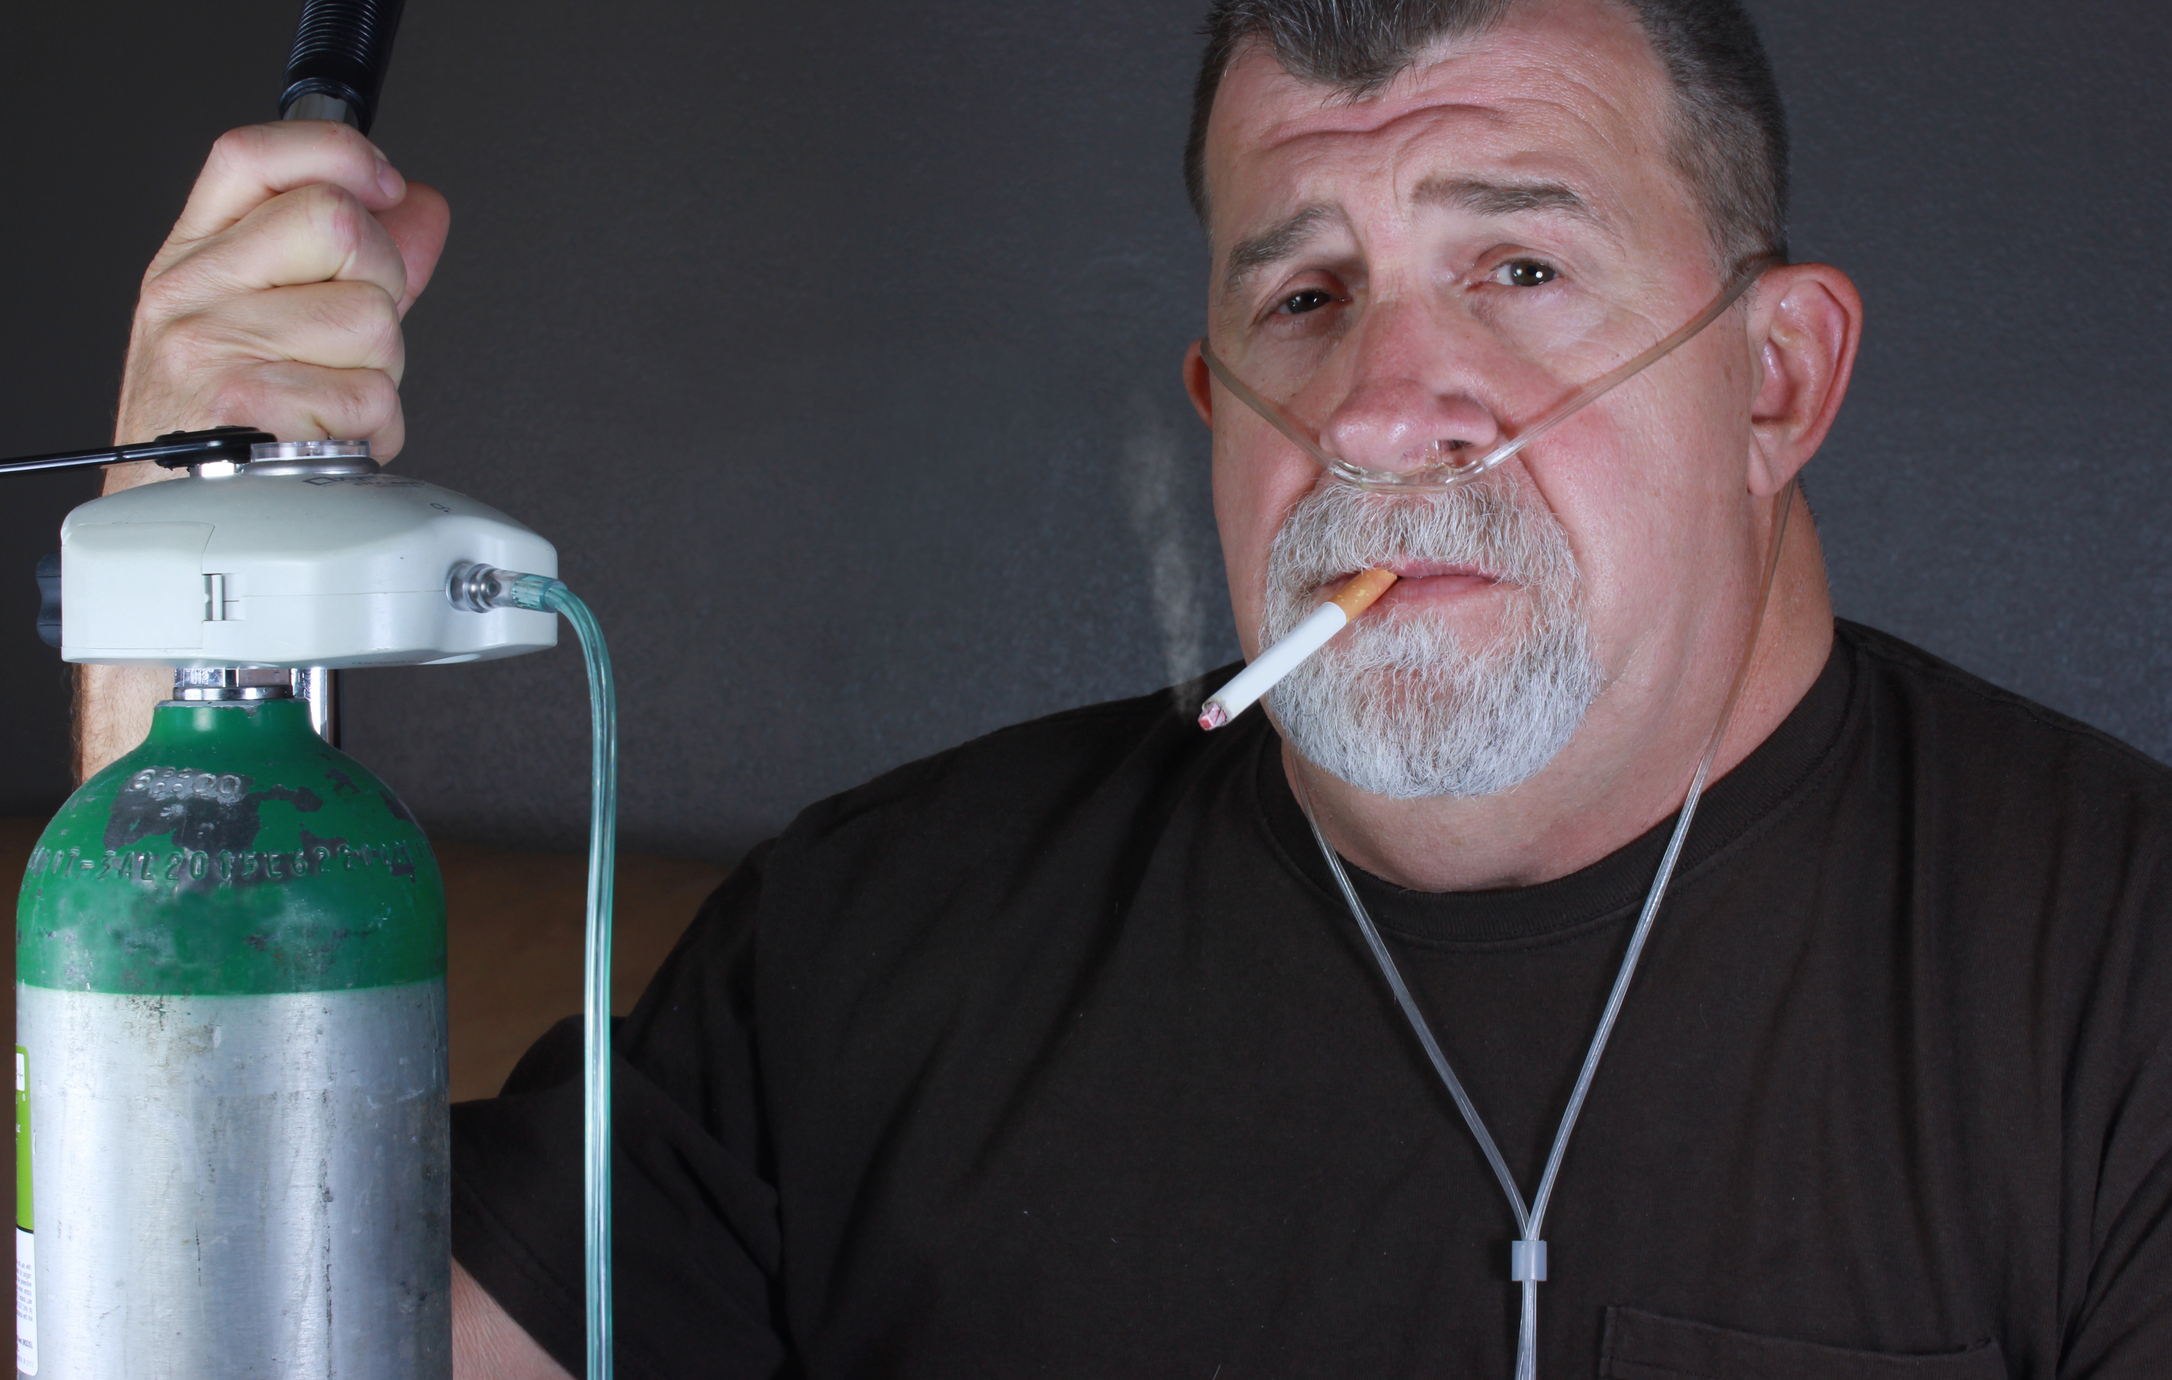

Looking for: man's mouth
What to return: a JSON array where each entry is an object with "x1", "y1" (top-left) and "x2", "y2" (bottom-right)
[{"x1": 1322, "y1": 562, "x2": 1507, "y2": 611}]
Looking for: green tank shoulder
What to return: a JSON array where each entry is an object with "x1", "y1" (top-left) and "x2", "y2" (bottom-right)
[{"x1": 17, "y1": 698, "x2": 445, "y2": 995}]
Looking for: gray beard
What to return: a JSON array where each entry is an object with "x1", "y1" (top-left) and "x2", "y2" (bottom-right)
[{"x1": 1260, "y1": 479, "x2": 1605, "y2": 800}]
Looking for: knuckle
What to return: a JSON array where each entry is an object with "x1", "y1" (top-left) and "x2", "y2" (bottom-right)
[
  {"x1": 322, "y1": 190, "x2": 381, "y2": 263},
  {"x1": 363, "y1": 308, "x2": 406, "y2": 364},
  {"x1": 134, "y1": 270, "x2": 190, "y2": 323},
  {"x1": 308, "y1": 279, "x2": 399, "y2": 342},
  {"x1": 323, "y1": 370, "x2": 402, "y2": 445},
  {"x1": 292, "y1": 120, "x2": 382, "y2": 191},
  {"x1": 246, "y1": 184, "x2": 366, "y2": 272},
  {"x1": 206, "y1": 124, "x2": 267, "y2": 169},
  {"x1": 293, "y1": 181, "x2": 365, "y2": 239},
  {"x1": 203, "y1": 372, "x2": 276, "y2": 427},
  {"x1": 153, "y1": 310, "x2": 246, "y2": 377},
  {"x1": 354, "y1": 369, "x2": 401, "y2": 418}
]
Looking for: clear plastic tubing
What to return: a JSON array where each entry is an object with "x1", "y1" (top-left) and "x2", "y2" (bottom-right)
[
  {"x1": 453, "y1": 567, "x2": 617, "y2": 1379},
  {"x1": 1297, "y1": 484, "x2": 1796, "y2": 1380}
]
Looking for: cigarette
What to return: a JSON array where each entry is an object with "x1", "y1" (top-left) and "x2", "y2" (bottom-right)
[{"x1": 1199, "y1": 568, "x2": 1398, "y2": 730}]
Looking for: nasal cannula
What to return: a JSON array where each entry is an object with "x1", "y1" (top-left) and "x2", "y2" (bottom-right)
[
  {"x1": 1299, "y1": 483, "x2": 1792, "y2": 1380},
  {"x1": 1195, "y1": 259, "x2": 1771, "y2": 733}
]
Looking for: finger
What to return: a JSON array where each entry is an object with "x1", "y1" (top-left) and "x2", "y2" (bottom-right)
[
  {"x1": 168, "y1": 121, "x2": 405, "y2": 250},
  {"x1": 190, "y1": 361, "x2": 406, "y2": 458},
  {"x1": 161, "y1": 280, "x2": 406, "y2": 380},
  {"x1": 153, "y1": 182, "x2": 410, "y2": 313},
  {"x1": 376, "y1": 182, "x2": 451, "y2": 317}
]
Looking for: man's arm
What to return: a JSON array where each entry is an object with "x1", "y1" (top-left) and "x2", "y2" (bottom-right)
[
  {"x1": 453, "y1": 1260, "x2": 573, "y2": 1380},
  {"x1": 75, "y1": 118, "x2": 449, "y2": 778}
]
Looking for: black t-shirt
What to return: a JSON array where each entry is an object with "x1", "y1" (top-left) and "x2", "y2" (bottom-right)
[{"x1": 452, "y1": 621, "x2": 2172, "y2": 1378}]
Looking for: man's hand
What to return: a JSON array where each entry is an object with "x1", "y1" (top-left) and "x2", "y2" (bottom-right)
[
  {"x1": 78, "y1": 120, "x2": 451, "y2": 779},
  {"x1": 453, "y1": 1259, "x2": 573, "y2": 1380},
  {"x1": 113, "y1": 118, "x2": 449, "y2": 486},
  {"x1": 451, "y1": 1260, "x2": 573, "y2": 1380}
]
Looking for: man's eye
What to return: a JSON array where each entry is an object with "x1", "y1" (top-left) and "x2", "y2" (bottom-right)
[
  {"x1": 1497, "y1": 259, "x2": 1560, "y2": 288},
  {"x1": 1276, "y1": 288, "x2": 1340, "y2": 316}
]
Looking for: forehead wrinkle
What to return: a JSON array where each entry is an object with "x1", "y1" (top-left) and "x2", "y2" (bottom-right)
[
  {"x1": 1222, "y1": 202, "x2": 1347, "y2": 295},
  {"x1": 1408, "y1": 173, "x2": 1622, "y2": 244}
]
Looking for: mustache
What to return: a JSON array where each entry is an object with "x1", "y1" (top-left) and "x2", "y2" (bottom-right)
[{"x1": 1263, "y1": 478, "x2": 1579, "y2": 604}]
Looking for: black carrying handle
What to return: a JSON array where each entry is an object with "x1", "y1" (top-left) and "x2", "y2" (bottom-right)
[
  {"x1": 278, "y1": 0, "x2": 407, "y2": 135},
  {"x1": 0, "y1": 427, "x2": 277, "y2": 478}
]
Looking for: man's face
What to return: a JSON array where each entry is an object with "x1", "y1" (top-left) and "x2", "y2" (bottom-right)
[{"x1": 1197, "y1": 0, "x2": 1766, "y2": 781}]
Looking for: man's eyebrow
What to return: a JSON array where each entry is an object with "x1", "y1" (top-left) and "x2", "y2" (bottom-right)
[
  {"x1": 1412, "y1": 175, "x2": 1616, "y2": 236},
  {"x1": 1222, "y1": 204, "x2": 1342, "y2": 295},
  {"x1": 1220, "y1": 180, "x2": 1616, "y2": 295}
]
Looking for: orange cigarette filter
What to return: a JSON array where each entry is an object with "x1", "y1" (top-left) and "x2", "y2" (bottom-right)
[
  {"x1": 1196, "y1": 568, "x2": 1400, "y2": 730},
  {"x1": 1329, "y1": 568, "x2": 1399, "y2": 618}
]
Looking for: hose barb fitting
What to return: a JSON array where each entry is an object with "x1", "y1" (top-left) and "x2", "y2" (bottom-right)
[{"x1": 448, "y1": 563, "x2": 561, "y2": 614}]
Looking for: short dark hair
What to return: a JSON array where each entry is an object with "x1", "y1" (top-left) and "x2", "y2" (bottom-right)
[{"x1": 1183, "y1": 0, "x2": 1790, "y2": 266}]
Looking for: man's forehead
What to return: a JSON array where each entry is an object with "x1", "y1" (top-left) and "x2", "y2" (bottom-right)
[{"x1": 1201, "y1": 0, "x2": 1680, "y2": 246}]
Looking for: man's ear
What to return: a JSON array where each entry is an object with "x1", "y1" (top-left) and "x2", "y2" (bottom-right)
[
  {"x1": 1183, "y1": 339, "x2": 1215, "y2": 427},
  {"x1": 1744, "y1": 263, "x2": 1863, "y2": 497}
]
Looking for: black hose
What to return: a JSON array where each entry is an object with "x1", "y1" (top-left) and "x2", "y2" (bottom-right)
[{"x1": 278, "y1": 0, "x2": 406, "y2": 135}]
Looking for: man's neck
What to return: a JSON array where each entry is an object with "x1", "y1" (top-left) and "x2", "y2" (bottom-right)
[{"x1": 1287, "y1": 522, "x2": 1836, "y2": 893}]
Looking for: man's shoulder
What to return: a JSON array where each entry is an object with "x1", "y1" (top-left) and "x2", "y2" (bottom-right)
[
  {"x1": 772, "y1": 665, "x2": 1247, "y2": 864},
  {"x1": 1838, "y1": 618, "x2": 2172, "y2": 794},
  {"x1": 1834, "y1": 622, "x2": 2172, "y2": 901}
]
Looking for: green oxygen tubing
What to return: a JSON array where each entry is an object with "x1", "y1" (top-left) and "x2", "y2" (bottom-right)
[{"x1": 453, "y1": 566, "x2": 619, "y2": 1379}]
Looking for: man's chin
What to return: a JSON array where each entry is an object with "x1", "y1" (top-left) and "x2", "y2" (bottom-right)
[{"x1": 1265, "y1": 627, "x2": 1603, "y2": 802}]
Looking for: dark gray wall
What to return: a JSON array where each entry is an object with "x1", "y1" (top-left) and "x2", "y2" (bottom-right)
[{"x1": 1, "y1": 1, "x2": 2166, "y2": 860}]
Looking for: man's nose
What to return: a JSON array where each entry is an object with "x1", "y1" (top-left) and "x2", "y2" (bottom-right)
[{"x1": 1316, "y1": 308, "x2": 1505, "y2": 476}]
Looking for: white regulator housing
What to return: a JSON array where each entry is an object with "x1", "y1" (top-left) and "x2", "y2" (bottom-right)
[{"x1": 60, "y1": 448, "x2": 557, "y2": 668}]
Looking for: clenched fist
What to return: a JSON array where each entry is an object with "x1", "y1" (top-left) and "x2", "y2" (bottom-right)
[
  {"x1": 111, "y1": 118, "x2": 451, "y2": 493},
  {"x1": 78, "y1": 119, "x2": 452, "y2": 781}
]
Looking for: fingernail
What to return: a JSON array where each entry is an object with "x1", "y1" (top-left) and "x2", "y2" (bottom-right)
[{"x1": 375, "y1": 158, "x2": 405, "y2": 200}]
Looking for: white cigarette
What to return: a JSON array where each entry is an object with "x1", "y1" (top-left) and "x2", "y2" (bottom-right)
[{"x1": 1199, "y1": 569, "x2": 1398, "y2": 730}]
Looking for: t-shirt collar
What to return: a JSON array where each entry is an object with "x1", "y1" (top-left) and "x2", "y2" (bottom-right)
[{"x1": 1250, "y1": 632, "x2": 1858, "y2": 946}]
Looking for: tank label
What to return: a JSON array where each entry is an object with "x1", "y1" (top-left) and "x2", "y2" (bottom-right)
[
  {"x1": 15, "y1": 1046, "x2": 32, "y2": 1376},
  {"x1": 14, "y1": 1229, "x2": 32, "y2": 1376},
  {"x1": 26, "y1": 839, "x2": 419, "y2": 889},
  {"x1": 16, "y1": 699, "x2": 447, "y2": 996},
  {"x1": 13, "y1": 1049, "x2": 27, "y2": 1231}
]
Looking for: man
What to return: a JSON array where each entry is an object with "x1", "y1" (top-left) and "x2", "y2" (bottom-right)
[{"x1": 91, "y1": 0, "x2": 2172, "y2": 1375}]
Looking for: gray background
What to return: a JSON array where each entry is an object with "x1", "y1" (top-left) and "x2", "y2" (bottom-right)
[{"x1": 0, "y1": 0, "x2": 2164, "y2": 860}]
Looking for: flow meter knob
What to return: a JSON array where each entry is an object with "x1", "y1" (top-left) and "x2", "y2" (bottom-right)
[{"x1": 35, "y1": 551, "x2": 60, "y2": 649}]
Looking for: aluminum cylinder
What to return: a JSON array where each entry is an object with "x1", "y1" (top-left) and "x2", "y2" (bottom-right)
[
  {"x1": 17, "y1": 693, "x2": 451, "y2": 1378},
  {"x1": 17, "y1": 984, "x2": 447, "y2": 1379}
]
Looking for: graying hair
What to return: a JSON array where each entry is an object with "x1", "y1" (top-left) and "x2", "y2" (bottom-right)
[
  {"x1": 1260, "y1": 480, "x2": 1604, "y2": 799},
  {"x1": 1183, "y1": 0, "x2": 1790, "y2": 266}
]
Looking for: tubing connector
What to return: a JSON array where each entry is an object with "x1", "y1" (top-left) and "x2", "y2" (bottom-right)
[
  {"x1": 448, "y1": 563, "x2": 561, "y2": 614},
  {"x1": 1510, "y1": 1239, "x2": 1548, "y2": 1282}
]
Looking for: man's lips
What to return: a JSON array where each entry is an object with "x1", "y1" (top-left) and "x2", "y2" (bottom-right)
[{"x1": 1321, "y1": 563, "x2": 1508, "y2": 611}]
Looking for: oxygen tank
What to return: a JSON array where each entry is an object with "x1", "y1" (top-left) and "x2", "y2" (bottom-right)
[{"x1": 15, "y1": 672, "x2": 449, "y2": 1378}]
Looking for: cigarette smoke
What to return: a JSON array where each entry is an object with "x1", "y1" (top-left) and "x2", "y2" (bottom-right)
[
  {"x1": 1121, "y1": 391, "x2": 1213, "y2": 691},
  {"x1": 1262, "y1": 479, "x2": 1604, "y2": 799}
]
